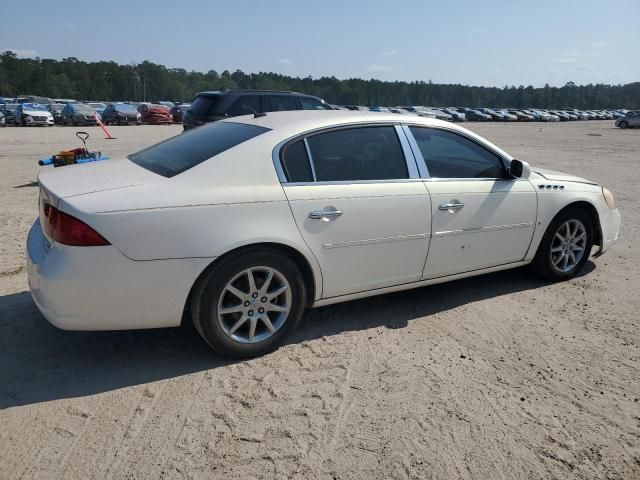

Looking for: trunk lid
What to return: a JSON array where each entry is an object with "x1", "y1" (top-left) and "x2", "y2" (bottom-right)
[{"x1": 38, "y1": 158, "x2": 161, "y2": 206}]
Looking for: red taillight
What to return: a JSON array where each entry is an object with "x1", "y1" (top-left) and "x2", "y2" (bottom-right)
[{"x1": 43, "y1": 203, "x2": 110, "y2": 246}]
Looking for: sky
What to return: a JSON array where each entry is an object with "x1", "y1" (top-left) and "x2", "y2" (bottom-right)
[{"x1": 2, "y1": 0, "x2": 639, "y2": 87}]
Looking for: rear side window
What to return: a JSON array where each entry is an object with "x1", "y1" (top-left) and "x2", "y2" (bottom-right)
[
  {"x1": 129, "y1": 121, "x2": 270, "y2": 177},
  {"x1": 265, "y1": 95, "x2": 298, "y2": 112},
  {"x1": 280, "y1": 140, "x2": 313, "y2": 182},
  {"x1": 226, "y1": 96, "x2": 260, "y2": 116},
  {"x1": 306, "y1": 126, "x2": 408, "y2": 182},
  {"x1": 409, "y1": 127, "x2": 505, "y2": 179},
  {"x1": 189, "y1": 95, "x2": 223, "y2": 116},
  {"x1": 300, "y1": 97, "x2": 332, "y2": 110}
]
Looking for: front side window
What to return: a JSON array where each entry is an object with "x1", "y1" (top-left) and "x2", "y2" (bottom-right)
[
  {"x1": 226, "y1": 96, "x2": 260, "y2": 116},
  {"x1": 300, "y1": 97, "x2": 332, "y2": 110},
  {"x1": 306, "y1": 126, "x2": 408, "y2": 182},
  {"x1": 189, "y1": 94, "x2": 223, "y2": 116},
  {"x1": 129, "y1": 121, "x2": 270, "y2": 177},
  {"x1": 265, "y1": 95, "x2": 298, "y2": 112},
  {"x1": 409, "y1": 127, "x2": 505, "y2": 179}
]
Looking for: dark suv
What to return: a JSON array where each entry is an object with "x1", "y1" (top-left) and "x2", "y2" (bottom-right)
[{"x1": 182, "y1": 89, "x2": 332, "y2": 130}]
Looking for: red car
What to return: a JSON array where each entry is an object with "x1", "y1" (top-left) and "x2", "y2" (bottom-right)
[{"x1": 137, "y1": 104, "x2": 173, "y2": 124}]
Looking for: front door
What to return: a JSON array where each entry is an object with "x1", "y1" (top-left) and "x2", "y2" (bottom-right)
[
  {"x1": 404, "y1": 125, "x2": 537, "y2": 279},
  {"x1": 279, "y1": 125, "x2": 431, "y2": 298}
]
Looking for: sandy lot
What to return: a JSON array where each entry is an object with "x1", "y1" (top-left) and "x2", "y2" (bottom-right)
[{"x1": 0, "y1": 121, "x2": 638, "y2": 480}]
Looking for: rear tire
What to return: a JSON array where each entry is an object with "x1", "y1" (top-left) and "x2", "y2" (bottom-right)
[
  {"x1": 191, "y1": 249, "x2": 307, "y2": 358},
  {"x1": 530, "y1": 208, "x2": 594, "y2": 281}
]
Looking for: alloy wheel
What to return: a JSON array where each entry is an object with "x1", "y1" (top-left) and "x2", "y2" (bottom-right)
[
  {"x1": 550, "y1": 219, "x2": 587, "y2": 273},
  {"x1": 217, "y1": 266, "x2": 292, "y2": 344}
]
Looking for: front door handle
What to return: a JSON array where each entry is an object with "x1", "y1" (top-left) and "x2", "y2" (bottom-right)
[
  {"x1": 309, "y1": 206, "x2": 343, "y2": 220},
  {"x1": 439, "y1": 201, "x2": 465, "y2": 211}
]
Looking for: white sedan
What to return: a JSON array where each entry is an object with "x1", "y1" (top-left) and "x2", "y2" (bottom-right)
[{"x1": 27, "y1": 111, "x2": 621, "y2": 357}]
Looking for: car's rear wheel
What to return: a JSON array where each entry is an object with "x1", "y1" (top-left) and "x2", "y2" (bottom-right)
[
  {"x1": 531, "y1": 208, "x2": 594, "y2": 281},
  {"x1": 619, "y1": 121, "x2": 629, "y2": 129},
  {"x1": 191, "y1": 249, "x2": 306, "y2": 358}
]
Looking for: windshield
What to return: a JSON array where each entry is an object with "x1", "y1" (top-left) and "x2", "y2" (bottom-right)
[
  {"x1": 22, "y1": 103, "x2": 47, "y2": 111},
  {"x1": 73, "y1": 104, "x2": 96, "y2": 114},
  {"x1": 115, "y1": 103, "x2": 138, "y2": 113},
  {"x1": 88, "y1": 103, "x2": 106, "y2": 109},
  {"x1": 128, "y1": 121, "x2": 270, "y2": 177}
]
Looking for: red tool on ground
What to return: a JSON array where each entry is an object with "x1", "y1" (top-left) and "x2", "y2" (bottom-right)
[{"x1": 95, "y1": 113, "x2": 116, "y2": 140}]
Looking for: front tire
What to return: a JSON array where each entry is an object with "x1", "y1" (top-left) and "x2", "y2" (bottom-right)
[
  {"x1": 531, "y1": 208, "x2": 594, "y2": 281},
  {"x1": 191, "y1": 249, "x2": 307, "y2": 358},
  {"x1": 619, "y1": 121, "x2": 628, "y2": 129}
]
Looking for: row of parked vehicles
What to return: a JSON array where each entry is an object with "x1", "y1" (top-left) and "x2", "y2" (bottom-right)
[
  {"x1": 0, "y1": 91, "x2": 636, "y2": 128},
  {"x1": 0, "y1": 96, "x2": 191, "y2": 127},
  {"x1": 335, "y1": 105, "x2": 631, "y2": 123}
]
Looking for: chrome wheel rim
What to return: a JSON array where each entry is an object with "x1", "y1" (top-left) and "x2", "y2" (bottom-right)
[
  {"x1": 551, "y1": 219, "x2": 587, "y2": 273},
  {"x1": 217, "y1": 266, "x2": 292, "y2": 344}
]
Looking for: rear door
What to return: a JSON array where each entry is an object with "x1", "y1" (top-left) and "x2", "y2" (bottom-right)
[
  {"x1": 263, "y1": 95, "x2": 300, "y2": 113},
  {"x1": 405, "y1": 125, "x2": 537, "y2": 278},
  {"x1": 278, "y1": 125, "x2": 431, "y2": 298}
]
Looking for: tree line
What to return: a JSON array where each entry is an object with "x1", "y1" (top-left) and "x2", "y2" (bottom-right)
[{"x1": 1, "y1": 51, "x2": 638, "y2": 109}]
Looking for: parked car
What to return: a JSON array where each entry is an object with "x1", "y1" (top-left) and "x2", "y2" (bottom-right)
[
  {"x1": 0, "y1": 103, "x2": 18, "y2": 124},
  {"x1": 439, "y1": 108, "x2": 466, "y2": 122},
  {"x1": 46, "y1": 103, "x2": 65, "y2": 124},
  {"x1": 26, "y1": 111, "x2": 621, "y2": 358},
  {"x1": 615, "y1": 110, "x2": 640, "y2": 129},
  {"x1": 182, "y1": 89, "x2": 332, "y2": 130},
  {"x1": 170, "y1": 103, "x2": 190, "y2": 123},
  {"x1": 16, "y1": 95, "x2": 53, "y2": 105},
  {"x1": 506, "y1": 109, "x2": 534, "y2": 121},
  {"x1": 477, "y1": 108, "x2": 505, "y2": 121},
  {"x1": 87, "y1": 103, "x2": 107, "y2": 121},
  {"x1": 0, "y1": 111, "x2": 5, "y2": 127},
  {"x1": 494, "y1": 109, "x2": 518, "y2": 121},
  {"x1": 15, "y1": 103, "x2": 54, "y2": 126},
  {"x1": 61, "y1": 103, "x2": 98, "y2": 126},
  {"x1": 137, "y1": 103, "x2": 173, "y2": 124},
  {"x1": 459, "y1": 108, "x2": 491, "y2": 121},
  {"x1": 102, "y1": 103, "x2": 142, "y2": 125}
]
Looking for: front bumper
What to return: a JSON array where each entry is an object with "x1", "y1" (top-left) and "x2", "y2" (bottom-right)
[
  {"x1": 26, "y1": 219, "x2": 201, "y2": 331},
  {"x1": 24, "y1": 116, "x2": 54, "y2": 126},
  {"x1": 595, "y1": 207, "x2": 621, "y2": 256}
]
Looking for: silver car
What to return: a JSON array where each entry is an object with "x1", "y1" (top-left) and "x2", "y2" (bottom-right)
[{"x1": 615, "y1": 111, "x2": 640, "y2": 129}]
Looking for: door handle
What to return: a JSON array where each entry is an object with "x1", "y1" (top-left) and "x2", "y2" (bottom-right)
[
  {"x1": 309, "y1": 207, "x2": 343, "y2": 220},
  {"x1": 439, "y1": 201, "x2": 465, "y2": 211}
]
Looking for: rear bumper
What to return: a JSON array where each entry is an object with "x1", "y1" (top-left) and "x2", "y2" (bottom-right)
[
  {"x1": 596, "y1": 207, "x2": 621, "y2": 256},
  {"x1": 27, "y1": 219, "x2": 202, "y2": 331}
]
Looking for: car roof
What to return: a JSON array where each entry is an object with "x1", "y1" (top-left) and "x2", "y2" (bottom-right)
[
  {"x1": 220, "y1": 110, "x2": 511, "y2": 158},
  {"x1": 196, "y1": 89, "x2": 315, "y2": 97}
]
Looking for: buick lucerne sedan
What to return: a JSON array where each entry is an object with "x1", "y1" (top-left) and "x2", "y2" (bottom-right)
[{"x1": 27, "y1": 111, "x2": 621, "y2": 357}]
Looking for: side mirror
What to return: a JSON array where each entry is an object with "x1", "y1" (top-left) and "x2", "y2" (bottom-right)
[{"x1": 509, "y1": 159, "x2": 531, "y2": 179}]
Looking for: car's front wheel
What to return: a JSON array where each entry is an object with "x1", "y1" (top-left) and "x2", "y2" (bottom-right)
[
  {"x1": 191, "y1": 249, "x2": 307, "y2": 358},
  {"x1": 531, "y1": 208, "x2": 594, "y2": 281},
  {"x1": 618, "y1": 121, "x2": 629, "y2": 129}
]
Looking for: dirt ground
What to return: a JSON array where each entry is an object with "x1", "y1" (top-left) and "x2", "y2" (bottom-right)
[{"x1": 0, "y1": 121, "x2": 638, "y2": 480}]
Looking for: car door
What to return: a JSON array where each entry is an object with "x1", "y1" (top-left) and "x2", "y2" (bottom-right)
[
  {"x1": 278, "y1": 124, "x2": 431, "y2": 298},
  {"x1": 629, "y1": 111, "x2": 640, "y2": 126},
  {"x1": 404, "y1": 125, "x2": 537, "y2": 279}
]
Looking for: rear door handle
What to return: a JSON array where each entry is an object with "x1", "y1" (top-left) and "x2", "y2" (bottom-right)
[
  {"x1": 439, "y1": 201, "x2": 465, "y2": 211},
  {"x1": 309, "y1": 206, "x2": 343, "y2": 220}
]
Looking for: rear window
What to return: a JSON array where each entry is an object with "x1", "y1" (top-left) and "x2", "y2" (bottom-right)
[
  {"x1": 189, "y1": 94, "x2": 223, "y2": 116},
  {"x1": 128, "y1": 121, "x2": 270, "y2": 177}
]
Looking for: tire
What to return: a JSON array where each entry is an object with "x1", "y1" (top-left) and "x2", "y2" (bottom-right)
[
  {"x1": 619, "y1": 121, "x2": 628, "y2": 129},
  {"x1": 530, "y1": 208, "x2": 595, "y2": 281},
  {"x1": 191, "y1": 248, "x2": 307, "y2": 358}
]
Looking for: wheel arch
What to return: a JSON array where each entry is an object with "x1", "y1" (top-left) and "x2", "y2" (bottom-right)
[
  {"x1": 554, "y1": 200, "x2": 602, "y2": 248},
  {"x1": 182, "y1": 241, "x2": 320, "y2": 324}
]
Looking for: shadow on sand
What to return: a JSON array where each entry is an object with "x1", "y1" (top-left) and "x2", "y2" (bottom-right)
[{"x1": 0, "y1": 262, "x2": 594, "y2": 409}]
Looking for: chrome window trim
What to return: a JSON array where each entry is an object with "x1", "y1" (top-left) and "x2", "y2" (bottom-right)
[
  {"x1": 272, "y1": 122, "x2": 419, "y2": 185},
  {"x1": 401, "y1": 123, "x2": 513, "y2": 181},
  {"x1": 303, "y1": 137, "x2": 317, "y2": 181}
]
